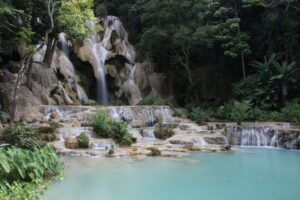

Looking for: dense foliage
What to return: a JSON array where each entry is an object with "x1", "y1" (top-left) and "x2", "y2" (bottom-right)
[
  {"x1": 1, "y1": 122, "x2": 57, "y2": 150},
  {"x1": 92, "y1": 0, "x2": 300, "y2": 108},
  {"x1": 0, "y1": 146, "x2": 63, "y2": 199},
  {"x1": 89, "y1": 110, "x2": 133, "y2": 146},
  {"x1": 0, "y1": 0, "x2": 300, "y2": 122}
]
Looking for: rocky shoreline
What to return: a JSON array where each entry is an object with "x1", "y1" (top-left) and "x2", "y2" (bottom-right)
[{"x1": 2, "y1": 105, "x2": 300, "y2": 160}]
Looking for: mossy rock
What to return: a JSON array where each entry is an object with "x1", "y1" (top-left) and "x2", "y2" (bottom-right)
[
  {"x1": 182, "y1": 145, "x2": 201, "y2": 151},
  {"x1": 146, "y1": 147, "x2": 161, "y2": 156},
  {"x1": 154, "y1": 127, "x2": 174, "y2": 140}
]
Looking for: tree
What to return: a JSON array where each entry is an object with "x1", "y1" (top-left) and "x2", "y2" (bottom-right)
[
  {"x1": 233, "y1": 54, "x2": 300, "y2": 109},
  {"x1": 57, "y1": 0, "x2": 97, "y2": 44},
  {"x1": 206, "y1": 0, "x2": 252, "y2": 79},
  {"x1": 10, "y1": 27, "x2": 37, "y2": 122}
]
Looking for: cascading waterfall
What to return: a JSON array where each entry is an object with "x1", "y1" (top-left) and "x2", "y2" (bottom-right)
[
  {"x1": 90, "y1": 35, "x2": 109, "y2": 104},
  {"x1": 58, "y1": 33, "x2": 85, "y2": 104},
  {"x1": 87, "y1": 16, "x2": 140, "y2": 105},
  {"x1": 225, "y1": 125, "x2": 280, "y2": 147}
]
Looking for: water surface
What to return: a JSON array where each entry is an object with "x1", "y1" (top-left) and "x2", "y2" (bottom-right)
[{"x1": 44, "y1": 148, "x2": 300, "y2": 200}]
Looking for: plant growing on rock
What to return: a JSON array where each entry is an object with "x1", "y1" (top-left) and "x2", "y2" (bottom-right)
[
  {"x1": 154, "y1": 126, "x2": 175, "y2": 140},
  {"x1": 90, "y1": 110, "x2": 133, "y2": 146},
  {"x1": 231, "y1": 101, "x2": 251, "y2": 125},
  {"x1": 146, "y1": 147, "x2": 161, "y2": 156},
  {"x1": 106, "y1": 145, "x2": 115, "y2": 157},
  {"x1": 76, "y1": 133, "x2": 89, "y2": 148}
]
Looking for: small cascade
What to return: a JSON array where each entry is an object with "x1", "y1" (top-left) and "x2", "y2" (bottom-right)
[
  {"x1": 90, "y1": 139, "x2": 112, "y2": 150},
  {"x1": 225, "y1": 125, "x2": 279, "y2": 147},
  {"x1": 128, "y1": 64, "x2": 142, "y2": 101},
  {"x1": 270, "y1": 130, "x2": 280, "y2": 147},
  {"x1": 58, "y1": 33, "x2": 86, "y2": 104},
  {"x1": 193, "y1": 138, "x2": 207, "y2": 146},
  {"x1": 58, "y1": 127, "x2": 94, "y2": 141},
  {"x1": 108, "y1": 106, "x2": 173, "y2": 126},
  {"x1": 141, "y1": 128, "x2": 156, "y2": 139}
]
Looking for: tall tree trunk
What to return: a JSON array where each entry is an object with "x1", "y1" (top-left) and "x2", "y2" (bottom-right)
[
  {"x1": 241, "y1": 52, "x2": 246, "y2": 79},
  {"x1": 183, "y1": 64, "x2": 200, "y2": 103},
  {"x1": 234, "y1": 2, "x2": 246, "y2": 79},
  {"x1": 10, "y1": 56, "x2": 31, "y2": 123},
  {"x1": 43, "y1": 37, "x2": 57, "y2": 68},
  {"x1": 26, "y1": 57, "x2": 33, "y2": 90}
]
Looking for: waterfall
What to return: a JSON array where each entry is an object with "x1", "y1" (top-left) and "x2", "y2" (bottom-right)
[
  {"x1": 225, "y1": 125, "x2": 280, "y2": 147},
  {"x1": 58, "y1": 33, "x2": 85, "y2": 104},
  {"x1": 87, "y1": 16, "x2": 140, "y2": 105},
  {"x1": 90, "y1": 35, "x2": 109, "y2": 104}
]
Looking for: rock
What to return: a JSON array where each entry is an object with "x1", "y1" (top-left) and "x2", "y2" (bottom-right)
[
  {"x1": 182, "y1": 145, "x2": 202, "y2": 151},
  {"x1": 132, "y1": 155, "x2": 146, "y2": 161},
  {"x1": 50, "y1": 112, "x2": 60, "y2": 120},
  {"x1": 173, "y1": 108, "x2": 189, "y2": 118},
  {"x1": 71, "y1": 119, "x2": 81, "y2": 127},
  {"x1": 204, "y1": 137, "x2": 226, "y2": 145},
  {"x1": 179, "y1": 125, "x2": 189, "y2": 130},
  {"x1": 207, "y1": 123, "x2": 226, "y2": 131},
  {"x1": 64, "y1": 137, "x2": 78, "y2": 149}
]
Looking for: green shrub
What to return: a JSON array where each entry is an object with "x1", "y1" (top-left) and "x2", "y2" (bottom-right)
[
  {"x1": 139, "y1": 95, "x2": 155, "y2": 105},
  {"x1": 269, "y1": 111, "x2": 283, "y2": 121},
  {"x1": 107, "y1": 145, "x2": 115, "y2": 157},
  {"x1": 90, "y1": 110, "x2": 133, "y2": 146},
  {"x1": 147, "y1": 147, "x2": 161, "y2": 156},
  {"x1": 90, "y1": 110, "x2": 113, "y2": 138},
  {"x1": 156, "y1": 96, "x2": 178, "y2": 108},
  {"x1": 185, "y1": 102, "x2": 198, "y2": 113},
  {"x1": 213, "y1": 102, "x2": 234, "y2": 120},
  {"x1": 189, "y1": 107, "x2": 210, "y2": 125},
  {"x1": 76, "y1": 133, "x2": 89, "y2": 148},
  {"x1": 231, "y1": 101, "x2": 251, "y2": 125},
  {"x1": 37, "y1": 126, "x2": 56, "y2": 134},
  {"x1": 247, "y1": 108, "x2": 268, "y2": 121},
  {"x1": 281, "y1": 100, "x2": 300, "y2": 124},
  {"x1": 3, "y1": 122, "x2": 42, "y2": 150}
]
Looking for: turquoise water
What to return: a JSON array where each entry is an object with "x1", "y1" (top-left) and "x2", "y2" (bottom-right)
[{"x1": 44, "y1": 148, "x2": 300, "y2": 200}]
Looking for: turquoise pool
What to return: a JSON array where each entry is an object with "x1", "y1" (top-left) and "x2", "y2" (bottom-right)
[{"x1": 44, "y1": 148, "x2": 300, "y2": 200}]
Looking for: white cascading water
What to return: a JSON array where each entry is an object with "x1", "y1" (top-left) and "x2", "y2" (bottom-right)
[
  {"x1": 87, "y1": 16, "x2": 139, "y2": 104},
  {"x1": 58, "y1": 33, "x2": 85, "y2": 104},
  {"x1": 90, "y1": 35, "x2": 109, "y2": 104},
  {"x1": 225, "y1": 125, "x2": 280, "y2": 147}
]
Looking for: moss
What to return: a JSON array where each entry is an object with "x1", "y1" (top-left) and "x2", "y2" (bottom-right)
[{"x1": 146, "y1": 147, "x2": 161, "y2": 156}]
